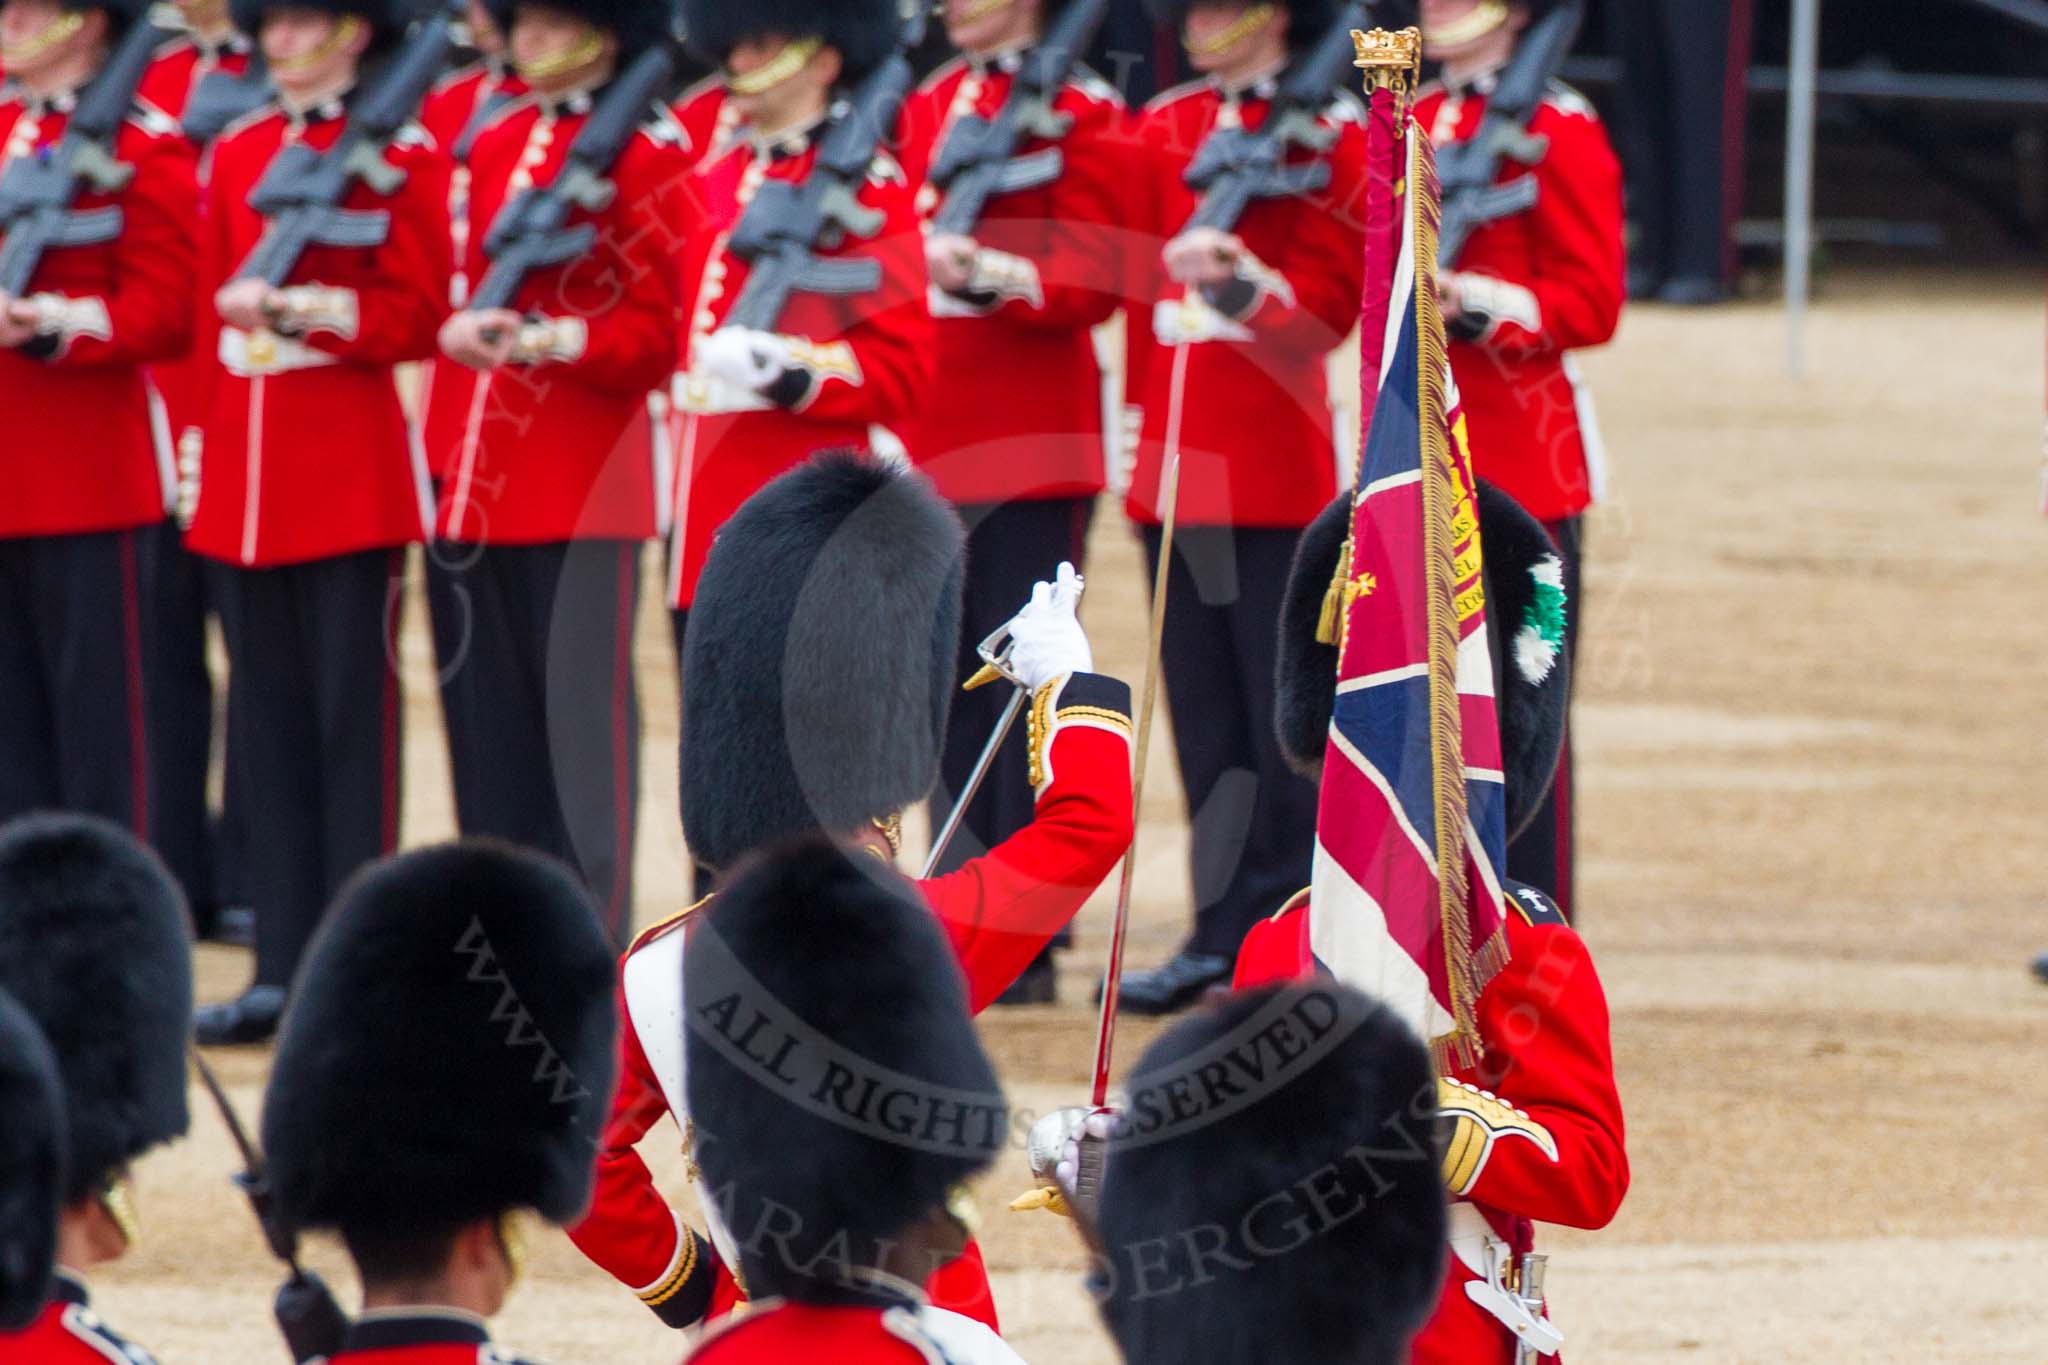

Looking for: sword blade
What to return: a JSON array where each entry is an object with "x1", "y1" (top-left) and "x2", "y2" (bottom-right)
[
  {"x1": 920, "y1": 683, "x2": 1028, "y2": 879},
  {"x1": 1090, "y1": 342, "x2": 1190, "y2": 1107}
]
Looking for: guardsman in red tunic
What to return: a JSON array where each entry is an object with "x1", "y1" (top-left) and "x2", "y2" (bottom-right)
[
  {"x1": 0, "y1": 0, "x2": 197, "y2": 834},
  {"x1": 259, "y1": 842, "x2": 619, "y2": 1365},
  {"x1": 1233, "y1": 482, "x2": 1629, "y2": 1364},
  {"x1": 893, "y1": 0, "x2": 1127, "y2": 1004},
  {"x1": 0, "y1": 816, "x2": 194, "y2": 1364},
  {"x1": 1109, "y1": 0, "x2": 1364, "y2": 1015},
  {"x1": 568, "y1": 455, "x2": 1134, "y2": 1333},
  {"x1": 678, "y1": 839, "x2": 1026, "y2": 1365},
  {"x1": 669, "y1": 68, "x2": 729, "y2": 167},
  {"x1": 1414, "y1": 0, "x2": 1625, "y2": 911},
  {"x1": 187, "y1": 0, "x2": 446, "y2": 1044},
  {"x1": 413, "y1": 0, "x2": 524, "y2": 490},
  {"x1": 421, "y1": 0, "x2": 686, "y2": 947},
  {"x1": 1083, "y1": 982, "x2": 1448, "y2": 1365},
  {"x1": 132, "y1": 0, "x2": 254, "y2": 944},
  {"x1": 663, "y1": 0, "x2": 931, "y2": 655}
]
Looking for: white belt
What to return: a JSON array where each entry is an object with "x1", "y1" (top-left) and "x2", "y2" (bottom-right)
[
  {"x1": 671, "y1": 370, "x2": 773, "y2": 416},
  {"x1": 1449, "y1": 1202, "x2": 1565, "y2": 1358},
  {"x1": 220, "y1": 327, "x2": 340, "y2": 377}
]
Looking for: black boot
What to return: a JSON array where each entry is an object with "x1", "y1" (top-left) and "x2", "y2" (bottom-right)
[
  {"x1": 193, "y1": 984, "x2": 287, "y2": 1046},
  {"x1": 992, "y1": 953, "x2": 1058, "y2": 1006},
  {"x1": 1102, "y1": 949, "x2": 1233, "y2": 1017}
]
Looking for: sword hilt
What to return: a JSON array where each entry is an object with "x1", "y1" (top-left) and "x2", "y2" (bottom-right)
[{"x1": 1068, "y1": 1127, "x2": 1109, "y2": 1224}]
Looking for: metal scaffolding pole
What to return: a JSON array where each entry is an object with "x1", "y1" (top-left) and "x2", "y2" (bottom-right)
[{"x1": 1785, "y1": 0, "x2": 1821, "y2": 378}]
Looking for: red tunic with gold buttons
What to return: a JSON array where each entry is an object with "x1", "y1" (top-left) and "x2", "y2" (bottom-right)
[
  {"x1": 1234, "y1": 881, "x2": 1628, "y2": 1364},
  {"x1": 1412, "y1": 77, "x2": 1624, "y2": 524},
  {"x1": 422, "y1": 91, "x2": 687, "y2": 543},
  {"x1": 892, "y1": 54, "x2": 1125, "y2": 506},
  {"x1": 683, "y1": 1296, "x2": 1017, "y2": 1364},
  {"x1": 0, "y1": 94, "x2": 195, "y2": 539},
  {"x1": 663, "y1": 125, "x2": 932, "y2": 608},
  {"x1": 1122, "y1": 78, "x2": 1366, "y2": 529},
  {"x1": 135, "y1": 29, "x2": 254, "y2": 452},
  {"x1": 185, "y1": 101, "x2": 447, "y2": 568},
  {"x1": 568, "y1": 675, "x2": 1136, "y2": 1330}
]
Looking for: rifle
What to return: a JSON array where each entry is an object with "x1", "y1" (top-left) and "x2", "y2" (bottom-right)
[
  {"x1": 233, "y1": 2, "x2": 458, "y2": 284},
  {"x1": 1179, "y1": 1, "x2": 1369, "y2": 234},
  {"x1": 721, "y1": 6, "x2": 926, "y2": 332},
  {"x1": 190, "y1": 1049, "x2": 350, "y2": 1365},
  {"x1": 182, "y1": 55, "x2": 273, "y2": 145},
  {"x1": 1435, "y1": 0, "x2": 1583, "y2": 268},
  {"x1": 925, "y1": 0, "x2": 1109, "y2": 237},
  {"x1": 466, "y1": 43, "x2": 677, "y2": 313},
  {"x1": 0, "y1": 16, "x2": 179, "y2": 295}
]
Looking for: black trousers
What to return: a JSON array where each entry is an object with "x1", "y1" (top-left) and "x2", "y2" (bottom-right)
[
  {"x1": 1505, "y1": 516, "x2": 1581, "y2": 913},
  {"x1": 214, "y1": 548, "x2": 405, "y2": 988},
  {"x1": 428, "y1": 539, "x2": 641, "y2": 947},
  {"x1": 138, "y1": 520, "x2": 224, "y2": 921},
  {"x1": 929, "y1": 498, "x2": 1095, "y2": 919},
  {"x1": 1614, "y1": 0, "x2": 1757, "y2": 291},
  {"x1": 1143, "y1": 524, "x2": 1319, "y2": 957},
  {"x1": 0, "y1": 529, "x2": 149, "y2": 832}
]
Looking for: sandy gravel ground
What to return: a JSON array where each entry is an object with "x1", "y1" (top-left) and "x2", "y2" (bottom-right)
[{"x1": 99, "y1": 266, "x2": 2048, "y2": 1363}]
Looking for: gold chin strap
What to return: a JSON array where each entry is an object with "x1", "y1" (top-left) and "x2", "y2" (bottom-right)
[
  {"x1": 99, "y1": 1178, "x2": 140, "y2": 1249},
  {"x1": 725, "y1": 34, "x2": 824, "y2": 96},
  {"x1": 954, "y1": 0, "x2": 1013, "y2": 22},
  {"x1": 1184, "y1": 2, "x2": 1275, "y2": 59},
  {"x1": 870, "y1": 811, "x2": 904, "y2": 858},
  {"x1": 0, "y1": 10, "x2": 85, "y2": 68},
  {"x1": 1422, "y1": 0, "x2": 1510, "y2": 48},
  {"x1": 515, "y1": 26, "x2": 604, "y2": 81},
  {"x1": 270, "y1": 14, "x2": 364, "y2": 75},
  {"x1": 496, "y1": 1210, "x2": 532, "y2": 1288}
]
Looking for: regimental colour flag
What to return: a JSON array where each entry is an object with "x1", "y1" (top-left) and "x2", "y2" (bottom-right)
[{"x1": 1308, "y1": 54, "x2": 1509, "y2": 1067}]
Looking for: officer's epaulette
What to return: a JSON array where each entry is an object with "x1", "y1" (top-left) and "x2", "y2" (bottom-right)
[
  {"x1": 61, "y1": 1305, "x2": 161, "y2": 1364},
  {"x1": 640, "y1": 103, "x2": 687, "y2": 147},
  {"x1": 130, "y1": 98, "x2": 181, "y2": 138},
  {"x1": 624, "y1": 891, "x2": 716, "y2": 957},
  {"x1": 216, "y1": 99, "x2": 281, "y2": 141},
  {"x1": 1504, "y1": 880, "x2": 1568, "y2": 928},
  {"x1": 1323, "y1": 87, "x2": 1366, "y2": 124},
  {"x1": 916, "y1": 53, "x2": 968, "y2": 96},
  {"x1": 1542, "y1": 78, "x2": 1598, "y2": 122},
  {"x1": 1068, "y1": 62, "x2": 1124, "y2": 109},
  {"x1": 1144, "y1": 77, "x2": 1210, "y2": 114}
]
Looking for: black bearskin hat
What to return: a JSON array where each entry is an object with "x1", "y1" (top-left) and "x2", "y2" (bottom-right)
[
  {"x1": 682, "y1": 0, "x2": 901, "y2": 81},
  {"x1": 61, "y1": 0, "x2": 153, "y2": 28},
  {"x1": 685, "y1": 837, "x2": 1004, "y2": 1301},
  {"x1": 0, "y1": 990, "x2": 64, "y2": 1331},
  {"x1": 1141, "y1": 0, "x2": 1345, "y2": 50},
  {"x1": 481, "y1": 0, "x2": 675, "y2": 62},
  {"x1": 680, "y1": 453, "x2": 965, "y2": 872},
  {"x1": 1275, "y1": 479, "x2": 1569, "y2": 843},
  {"x1": 228, "y1": 0, "x2": 408, "y2": 55},
  {"x1": 0, "y1": 814, "x2": 191, "y2": 1207},
  {"x1": 262, "y1": 841, "x2": 617, "y2": 1242},
  {"x1": 1096, "y1": 983, "x2": 1446, "y2": 1365}
]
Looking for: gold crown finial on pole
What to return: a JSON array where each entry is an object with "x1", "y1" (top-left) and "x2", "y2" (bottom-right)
[{"x1": 1353, "y1": 25, "x2": 1422, "y2": 96}]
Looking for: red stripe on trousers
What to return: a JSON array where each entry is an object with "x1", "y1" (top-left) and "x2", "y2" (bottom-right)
[
  {"x1": 1720, "y1": 0, "x2": 1758, "y2": 285},
  {"x1": 609, "y1": 542, "x2": 633, "y2": 934},
  {"x1": 380, "y1": 548, "x2": 403, "y2": 852},
  {"x1": 120, "y1": 531, "x2": 150, "y2": 840}
]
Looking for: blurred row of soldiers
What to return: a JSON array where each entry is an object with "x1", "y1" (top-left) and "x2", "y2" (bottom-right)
[
  {"x1": 0, "y1": 0, "x2": 1622, "y2": 1041},
  {"x1": 0, "y1": 438, "x2": 1622, "y2": 1363}
]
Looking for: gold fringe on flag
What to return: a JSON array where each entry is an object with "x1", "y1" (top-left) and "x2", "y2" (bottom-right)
[{"x1": 1411, "y1": 131, "x2": 1485, "y2": 1071}]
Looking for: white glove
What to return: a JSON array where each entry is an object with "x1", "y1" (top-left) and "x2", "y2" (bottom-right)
[
  {"x1": 697, "y1": 326, "x2": 790, "y2": 393},
  {"x1": 1005, "y1": 561, "x2": 1092, "y2": 690}
]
